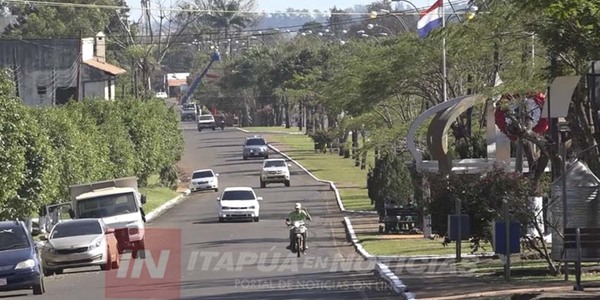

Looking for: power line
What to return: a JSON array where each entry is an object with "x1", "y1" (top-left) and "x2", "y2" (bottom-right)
[{"x1": 2, "y1": 0, "x2": 471, "y2": 16}]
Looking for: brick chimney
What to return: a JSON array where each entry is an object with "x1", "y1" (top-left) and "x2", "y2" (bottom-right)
[{"x1": 95, "y1": 32, "x2": 106, "y2": 63}]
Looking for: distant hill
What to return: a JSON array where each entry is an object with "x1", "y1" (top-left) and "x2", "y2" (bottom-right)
[{"x1": 249, "y1": 5, "x2": 369, "y2": 30}]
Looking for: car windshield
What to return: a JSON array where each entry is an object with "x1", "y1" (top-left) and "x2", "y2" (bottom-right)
[
  {"x1": 192, "y1": 171, "x2": 213, "y2": 178},
  {"x1": 245, "y1": 139, "x2": 266, "y2": 146},
  {"x1": 264, "y1": 160, "x2": 286, "y2": 168},
  {"x1": 199, "y1": 115, "x2": 213, "y2": 121},
  {"x1": 77, "y1": 192, "x2": 138, "y2": 218},
  {"x1": 50, "y1": 221, "x2": 103, "y2": 239},
  {"x1": 221, "y1": 190, "x2": 255, "y2": 200},
  {"x1": 182, "y1": 104, "x2": 195, "y2": 111},
  {"x1": 0, "y1": 227, "x2": 30, "y2": 251}
]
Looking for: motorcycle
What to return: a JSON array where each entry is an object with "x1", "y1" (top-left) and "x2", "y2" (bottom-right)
[
  {"x1": 219, "y1": 120, "x2": 225, "y2": 130},
  {"x1": 286, "y1": 219, "x2": 307, "y2": 257}
]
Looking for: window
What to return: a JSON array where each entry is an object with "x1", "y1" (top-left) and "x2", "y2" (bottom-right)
[
  {"x1": 221, "y1": 190, "x2": 255, "y2": 200},
  {"x1": 192, "y1": 171, "x2": 214, "y2": 179},
  {"x1": 264, "y1": 160, "x2": 285, "y2": 168},
  {"x1": 37, "y1": 86, "x2": 47, "y2": 95},
  {"x1": 77, "y1": 192, "x2": 138, "y2": 218},
  {"x1": 245, "y1": 138, "x2": 266, "y2": 146},
  {"x1": 0, "y1": 227, "x2": 30, "y2": 251},
  {"x1": 50, "y1": 221, "x2": 103, "y2": 239},
  {"x1": 199, "y1": 115, "x2": 214, "y2": 121}
]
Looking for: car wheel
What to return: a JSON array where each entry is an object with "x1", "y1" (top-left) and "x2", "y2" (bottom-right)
[
  {"x1": 260, "y1": 180, "x2": 266, "y2": 188},
  {"x1": 213, "y1": 127, "x2": 216, "y2": 130},
  {"x1": 43, "y1": 269, "x2": 54, "y2": 277},
  {"x1": 198, "y1": 128, "x2": 202, "y2": 132},
  {"x1": 214, "y1": 188, "x2": 218, "y2": 192},
  {"x1": 243, "y1": 156, "x2": 248, "y2": 160},
  {"x1": 254, "y1": 217, "x2": 259, "y2": 222},
  {"x1": 32, "y1": 276, "x2": 45, "y2": 295},
  {"x1": 218, "y1": 217, "x2": 224, "y2": 223},
  {"x1": 264, "y1": 155, "x2": 269, "y2": 159},
  {"x1": 54, "y1": 269, "x2": 63, "y2": 275},
  {"x1": 285, "y1": 180, "x2": 290, "y2": 187}
]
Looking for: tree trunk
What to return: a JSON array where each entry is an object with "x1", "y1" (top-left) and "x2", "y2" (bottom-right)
[{"x1": 284, "y1": 97, "x2": 290, "y2": 128}]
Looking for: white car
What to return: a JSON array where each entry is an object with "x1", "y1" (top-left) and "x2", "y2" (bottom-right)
[
  {"x1": 40, "y1": 218, "x2": 120, "y2": 276},
  {"x1": 155, "y1": 91, "x2": 168, "y2": 99},
  {"x1": 189, "y1": 169, "x2": 219, "y2": 192},
  {"x1": 197, "y1": 114, "x2": 216, "y2": 131},
  {"x1": 260, "y1": 158, "x2": 292, "y2": 188},
  {"x1": 217, "y1": 187, "x2": 262, "y2": 223}
]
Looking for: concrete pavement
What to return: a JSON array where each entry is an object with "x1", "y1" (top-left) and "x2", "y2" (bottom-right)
[{"x1": 1, "y1": 122, "x2": 396, "y2": 299}]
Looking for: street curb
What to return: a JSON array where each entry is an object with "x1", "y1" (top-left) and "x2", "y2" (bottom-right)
[
  {"x1": 145, "y1": 188, "x2": 191, "y2": 223},
  {"x1": 344, "y1": 217, "x2": 416, "y2": 299},
  {"x1": 343, "y1": 217, "x2": 374, "y2": 260}
]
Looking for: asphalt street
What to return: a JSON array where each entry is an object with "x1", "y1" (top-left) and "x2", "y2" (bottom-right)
[{"x1": 2, "y1": 122, "x2": 396, "y2": 299}]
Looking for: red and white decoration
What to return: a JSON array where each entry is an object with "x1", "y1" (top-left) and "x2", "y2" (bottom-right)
[{"x1": 494, "y1": 93, "x2": 549, "y2": 140}]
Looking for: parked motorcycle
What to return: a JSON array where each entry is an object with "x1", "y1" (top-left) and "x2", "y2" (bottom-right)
[{"x1": 287, "y1": 219, "x2": 307, "y2": 257}]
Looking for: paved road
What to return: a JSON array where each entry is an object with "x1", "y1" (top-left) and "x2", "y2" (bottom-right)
[{"x1": 2, "y1": 123, "x2": 395, "y2": 299}]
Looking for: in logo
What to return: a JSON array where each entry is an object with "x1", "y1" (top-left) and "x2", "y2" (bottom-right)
[{"x1": 105, "y1": 228, "x2": 181, "y2": 299}]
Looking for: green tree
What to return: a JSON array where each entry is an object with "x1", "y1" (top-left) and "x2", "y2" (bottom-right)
[
  {"x1": 3, "y1": 0, "x2": 130, "y2": 38},
  {"x1": 368, "y1": 152, "x2": 414, "y2": 212}
]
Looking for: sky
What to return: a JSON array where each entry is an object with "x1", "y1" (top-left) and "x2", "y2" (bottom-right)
[
  {"x1": 254, "y1": 0, "x2": 433, "y2": 12},
  {"x1": 124, "y1": 0, "x2": 435, "y2": 21}
]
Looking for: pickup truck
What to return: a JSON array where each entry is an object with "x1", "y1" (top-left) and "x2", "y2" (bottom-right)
[
  {"x1": 47, "y1": 177, "x2": 148, "y2": 259},
  {"x1": 181, "y1": 103, "x2": 198, "y2": 121}
]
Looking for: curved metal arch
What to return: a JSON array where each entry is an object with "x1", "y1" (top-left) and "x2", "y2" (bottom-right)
[
  {"x1": 428, "y1": 94, "x2": 486, "y2": 175},
  {"x1": 406, "y1": 95, "x2": 475, "y2": 171}
]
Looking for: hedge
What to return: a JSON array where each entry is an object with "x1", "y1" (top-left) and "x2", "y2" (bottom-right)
[{"x1": 0, "y1": 71, "x2": 184, "y2": 220}]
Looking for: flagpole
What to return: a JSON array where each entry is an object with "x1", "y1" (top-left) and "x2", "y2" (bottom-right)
[{"x1": 442, "y1": 0, "x2": 448, "y2": 102}]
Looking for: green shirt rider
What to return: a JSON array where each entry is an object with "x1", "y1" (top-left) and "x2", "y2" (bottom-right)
[{"x1": 285, "y1": 203, "x2": 311, "y2": 251}]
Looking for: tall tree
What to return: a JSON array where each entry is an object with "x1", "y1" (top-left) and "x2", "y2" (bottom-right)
[{"x1": 2, "y1": 0, "x2": 129, "y2": 38}]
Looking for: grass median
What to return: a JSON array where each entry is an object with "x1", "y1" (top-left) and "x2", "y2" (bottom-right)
[
  {"x1": 241, "y1": 126, "x2": 303, "y2": 133},
  {"x1": 258, "y1": 131, "x2": 374, "y2": 211},
  {"x1": 140, "y1": 174, "x2": 181, "y2": 214}
]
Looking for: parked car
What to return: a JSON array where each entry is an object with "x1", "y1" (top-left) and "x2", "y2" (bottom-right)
[
  {"x1": 260, "y1": 158, "x2": 292, "y2": 188},
  {"x1": 242, "y1": 136, "x2": 269, "y2": 160},
  {"x1": 40, "y1": 218, "x2": 119, "y2": 276},
  {"x1": 0, "y1": 220, "x2": 45, "y2": 295},
  {"x1": 189, "y1": 169, "x2": 219, "y2": 192},
  {"x1": 217, "y1": 187, "x2": 262, "y2": 222},
  {"x1": 197, "y1": 114, "x2": 216, "y2": 131}
]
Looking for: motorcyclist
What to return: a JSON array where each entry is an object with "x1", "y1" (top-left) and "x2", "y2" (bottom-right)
[{"x1": 285, "y1": 203, "x2": 311, "y2": 251}]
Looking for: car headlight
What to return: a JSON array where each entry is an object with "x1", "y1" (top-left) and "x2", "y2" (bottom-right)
[
  {"x1": 15, "y1": 259, "x2": 35, "y2": 270},
  {"x1": 88, "y1": 239, "x2": 102, "y2": 250}
]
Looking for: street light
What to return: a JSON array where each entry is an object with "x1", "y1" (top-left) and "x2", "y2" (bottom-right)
[
  {"x1": 376, "y1": 9, "x2": 409, "y2": 32},
  {"x1": 367, "y1": 23, "x2": 394, "y2": 35}
]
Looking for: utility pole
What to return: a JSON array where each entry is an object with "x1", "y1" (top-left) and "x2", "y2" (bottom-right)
[
  {"x1": 12, "y1": 48, "x2": 19, "y2": 97},
  {"x1": 51, "y1": 67, "x2": 56, "y2": 106},
  {"x1": 76, "y1": 30, "x2": 82, "y2": 101}
]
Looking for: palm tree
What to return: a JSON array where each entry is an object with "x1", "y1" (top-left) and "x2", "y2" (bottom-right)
[{"x1": 195, "y1": 0, "x2": 257, "y2": 53}]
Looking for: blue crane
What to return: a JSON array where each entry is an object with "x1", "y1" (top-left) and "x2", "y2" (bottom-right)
[{"x1": 181, "y1": 51, "x2": 221, "y2": 104}]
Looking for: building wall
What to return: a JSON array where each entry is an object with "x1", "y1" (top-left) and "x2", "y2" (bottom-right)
[
  {"x1": 0, "y1": 37, "x2": 113, "y2": 106},
  {"x1": 83, "y1": 81, "x2": 107, "y2": 100}
]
